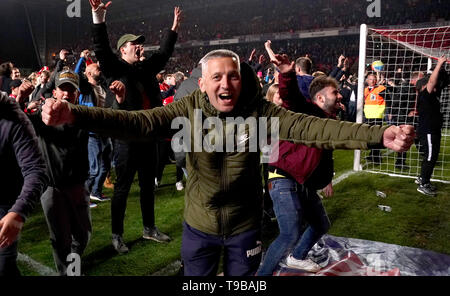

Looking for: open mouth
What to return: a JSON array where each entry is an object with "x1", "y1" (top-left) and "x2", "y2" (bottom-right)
[{"x1": 218, "y1": 94, "x2": 233, "y2": 101}]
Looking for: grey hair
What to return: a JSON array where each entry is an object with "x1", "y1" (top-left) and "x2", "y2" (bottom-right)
[{"x1": 199, "y1": 49, "x2": 240, "y2": 76}]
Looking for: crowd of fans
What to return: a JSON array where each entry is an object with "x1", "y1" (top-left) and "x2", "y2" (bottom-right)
[
  {"x1": 103, "y1": 0, "x2": 449, "y2": 43},
  {"x1": 46, "y1": 0, "x2": 448, "y2": 79},
  {"x1": 159, "y1": 35, "x2": 359, "y2": 75}
]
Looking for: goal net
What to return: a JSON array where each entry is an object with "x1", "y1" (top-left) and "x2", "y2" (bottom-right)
[{"x1": 355, "y1": 24, "x2": 450, "y2": 183}]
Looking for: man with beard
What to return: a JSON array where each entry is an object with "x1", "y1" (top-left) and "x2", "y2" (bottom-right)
[
  {"x1": 258, "y1": 53, "x2": 343, "y2": 275},
  {"x1": 89, "y1": 0, "x2": 183, "y2": 253},
  {"x1": 75, "y1": 53, "x2": 123, "y2": 205}
]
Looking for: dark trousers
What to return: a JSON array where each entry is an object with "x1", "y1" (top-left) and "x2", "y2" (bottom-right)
[
  {"x1": 0, "y1": 207, "x2": 20, "y2": 276},
  {"x1": 419, "y1": 133, "x2": 441, "y2": 184},
  {"x1": 41, "y1": 184, "x2": 92, "y2": 275},
  {"x1": 366, "y1": 118, "x2": 383, "y2": 162},
  {"x1": 155, "y1": 140, "x2": 172, "y2": 183},
  {"x1": 181, "y1": 222, "x2": 262, "y2": 276},
  {"x1": 174, "y1": 151, "x2": 187, "y2": 182},
  {"x1": 394, "y1": 115, "x2": 414, "y2": 165},
  {"x1": 112, "y1": 140, "x2": 156, "y2": 235},
  {"x1": 262, "y1": 163, "x2": 274, "y2": 216}
]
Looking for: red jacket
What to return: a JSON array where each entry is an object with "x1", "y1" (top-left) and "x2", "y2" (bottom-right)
[
  {"x1": 269, "y1": 71, "x2": 333, "y2": 188},
  {"x1": 159, "y1": 82, "x2": 175, "y2": 106}
]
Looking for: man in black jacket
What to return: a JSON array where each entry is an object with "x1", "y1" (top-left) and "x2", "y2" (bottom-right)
[
  {"x1": 89, "y1": 0, "x2": 183, "y2": 253},
  {"x1": 415, "y1": 56, "x2": 449, "y2": 196},
  {"x1": 23, "y1": 70, "x2": 93, "y2": 275},
  {"x1": 0, "y1": 84, "x2": 48, "y2": 276}
]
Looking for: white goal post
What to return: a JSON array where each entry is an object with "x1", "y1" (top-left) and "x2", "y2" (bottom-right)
[{"x1": 354, "y1": 24, "x2": 450, "y2": 183}]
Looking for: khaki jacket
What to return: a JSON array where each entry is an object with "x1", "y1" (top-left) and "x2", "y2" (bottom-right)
[{"x1": 70, "y1": 63, "x2": 388, "y2": 237}]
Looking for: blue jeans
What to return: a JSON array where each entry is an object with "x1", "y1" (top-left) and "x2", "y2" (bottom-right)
[
  {"x1": 86, "y1": 136, "x2": 112, "y2": 197},
  {"x1": 257, "y1": 178, "x2": 330, "y2": 276}
]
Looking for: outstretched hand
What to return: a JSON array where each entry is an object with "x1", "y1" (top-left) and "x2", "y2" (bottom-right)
[
  {"x1": 42, "y1": 98, "x2": 75, "y2": 126},
  {"x1": 89, "y1": 0, "x2": 111, "y2": 23},
  {"x1": 271, "y1": 54, "x2": 295, "y2": 74},
  {"x1": 81, "y1": 49, "x2": 91, "y2": 58},
  {"x1": 264, "y1": 40, "x2": 278, "y2": 63},
  {"x1": 110, "y1": 80, "x2": 126, "y2": 104},
  {"x1": 258, "y1": 54, "x2": 265, "y2": 65},
  {"x1": 16, "y1": 80, "x2": 35, "y2": 104},
  {"x1": 383, "y1": 125, "x2": 415, "y2": 152},
  {"x1": 322, "y1": 183, "x2": 334, "y2": 198},
  {"x1": 249, "y1": 48, "x2": 256, "y2": 61},
  {"x1": 0, "y1": 212, "x2": 24, "y2": 249},
  {"x1": 89, "y1": 0, "x2": 112, "y2": 11},
  {"x1": 59, "y1": 49, "x2": 69, "y2": 61},
  {"x1": 171, "y1": 6, "x2": 183, "y2": 32},
  {"x1": 337, "y1": 55, "x2": 345, "y2": 67},
  {"x1": 437, "y1": 55, "x2": 448, "y2": 65}
]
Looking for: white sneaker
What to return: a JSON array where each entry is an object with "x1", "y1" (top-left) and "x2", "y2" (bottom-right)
[
  {"x1": 176, "y1": 181, "x2": 184, "y2": 191},
  {"x1": 286, "y1": 254, "x2": 321, "y2": 272},
  {"x1": 89, "y1": 202, "x2": 98, "y2": 209},
  {"x1": 90, "y1": 194, "x2": 110, "y2": 202}
]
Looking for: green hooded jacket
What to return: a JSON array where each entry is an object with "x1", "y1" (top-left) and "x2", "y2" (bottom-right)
[{"x1": 69, "y1": 63, "x2": 387, "y2": 237}]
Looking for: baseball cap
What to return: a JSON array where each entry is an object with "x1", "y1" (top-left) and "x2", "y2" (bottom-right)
[
  {"x1": 55, "y1": 70, "x2": 79, "y2": 90},
  {"x1": 117, "y1": 34, "x2": 145, "y2": 51}
]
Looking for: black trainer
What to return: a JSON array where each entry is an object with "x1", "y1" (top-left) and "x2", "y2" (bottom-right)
[
  {"x1": 415, "y1": 176, "x2": 422, "y2": 185},
  {"x1": 415, "y1": 177, "x2": 436, "y2": 190},
  {"x1": 417, "y1": 183, "x2": 437, "y2": 196},
  {"x1": 143, "y1": 226, "x2": 171, "y2": 243},
  {"x1": 112, "y1": 234, "x2": 129, "y2": 254}
]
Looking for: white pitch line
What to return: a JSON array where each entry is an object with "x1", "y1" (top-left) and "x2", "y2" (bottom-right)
[
  {"x1": 332, "y1": 170, "x2": 358, "y2": 186},
  {"x1": 17, "y1": 252, "x2": 57, "y2": 276},
  {"x1": 16, "y1": 171, "x2": 360, "y2": 277},
  {"x1": 150, "y1": 260, "x2": 182, "y2": 276}
]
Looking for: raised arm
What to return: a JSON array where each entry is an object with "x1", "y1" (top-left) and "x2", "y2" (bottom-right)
[
  {"x1": 264, "y1": 40, "x2": 277, "y2": 63},
  {"x1": 270, "y1": 52, "x2": 307, "y2": 112},
  {"x1": 263, "y1": 98, "x2": 414, "y2": 153},
  {"x1": 330, "y1": 55, "x2": 346, "y2": 80},
  {"x1": 41, "y1": 90, "x2": 192, "y2": 140},
  {"x1": 427, "y1": 55, "x2": 448, "y2": 93},
  {"x1": 171, "y1": 6, "x2": 183, "y2": 33},
  {"x1": 89, "y1": 0, "x2": 112, "y2": 24},
  {"x1": 90, "y1": 0, "x2": 123, "y2": 79},
  {"x1": 248, "y1": 48, "x2": 256, "y2": 63},
  {"x1": 143, "y1": 6, "x2": 182, "y2": 74}
]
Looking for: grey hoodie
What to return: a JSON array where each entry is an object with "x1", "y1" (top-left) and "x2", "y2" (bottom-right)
[{"x1": 0, "y1": 92, "x2": 48, "y2": 220}]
